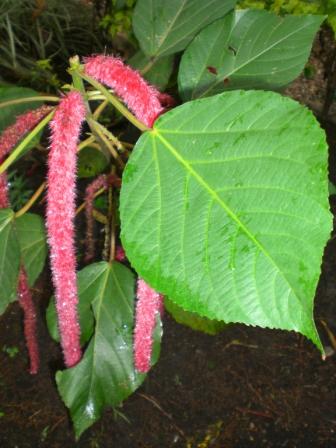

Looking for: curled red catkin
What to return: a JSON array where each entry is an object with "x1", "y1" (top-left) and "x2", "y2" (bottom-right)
[
  {"x1": 46, "y1": 91, "x2": 85, "y2": 367},
  {"x1": 84, "y1": 174, "x2": 109, "y2": 262},
  {"x1": 84, "y1": 174, "x2": 122, "y2": 262},
  {"x1": 134, "y1": 279, "x2": 164, "y2": 373},
  {"x1": 84, "y1": 55, "x2": 165, "y2": 127},
  {"x1": 0, "y1": 106, "x2": 51, "y2": 373},
  {"x1": 0, "y1": 105, "x2": 52, "y2": 208},
  {"x1": 18, "y1": 268, "x2": 40, "y2": 374}
]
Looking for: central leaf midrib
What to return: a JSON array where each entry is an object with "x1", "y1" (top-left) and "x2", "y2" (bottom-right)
[
  {"x1": 87, "y1": 265, "x2": 110, "y2": 405},
  {"x1": 154, "y1": 130, "x2": 302, "y2": 305}
]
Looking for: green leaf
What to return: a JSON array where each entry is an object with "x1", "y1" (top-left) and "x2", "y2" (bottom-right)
[
  {"x1": 178, "y1": 10, "x2": 325, "y2": 100},
  {"x1": 0, "y1": 209, "x2": 21, "y2": 314},
  {"x1": 329, "y1": 181, "x2": 336, "y2": 196},
  {"x1": 77, "y1": 146, "x2": 109, "y2": 178},
  {"x1": 133, "y1": 0, "x2": 237, "y2": 58},
  {"x1": 55, "y1": 261, "x2": 162, "y2": 438},
  {"x1": 0, "y1": 86, "x2": 41, "y2": 132},
  {"x1": 15, "y1": 213, "x2": 47, "y2": 287},
  {"x1": 46, "y1": 263, "x2": 104, "y2": 345},
  {"x1": 120, "y1": 90, "x2": 332, "y2": 352},
  {"x1": 129, "y1": 51, "x2": 174, "y2": 89},
  {"x1": 165, "y1": 297, "x2": 227, "y2": 335}
]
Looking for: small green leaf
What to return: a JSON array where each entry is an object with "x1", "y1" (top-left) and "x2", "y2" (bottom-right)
[
  {"x1": 77, "y1": 146, "x2": 109, "y2": 178},
  {"x1": 56, "y1": 261, "x2": 162, "y2": 438},
  {"x1": 46, "y1": 263, "x2": 105, "y2": 345},
  {"x1": 0, "y1": 86, "x2": 41, "y2": 132},
  {"x1": 120, "y1": 90, "x2": 332, "y2": 352},
  {"x1": 133, "y1": 0, "x2": 237, "y2": 58},
  {"x1": 165, "y1": 297, "x2": 227, "y2": 335},
  {"x1": 178, "y1": 10, "x2": 325, "y2": 100},
  {"x1": 15, "y1": 213, "x2": 47, "y2": 286},
  {"x1": 0, "y1": 209, "x2": 20, "y2": 314},
  {"x1": 329, "y1": 181, "x2": 336, "y2": 196},
  {"x1": 129, "y1": 51, "x2": 174, "y2": 89}
]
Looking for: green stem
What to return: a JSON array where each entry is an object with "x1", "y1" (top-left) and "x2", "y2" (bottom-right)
[
  {"x1": 93, "y1": 99, "x2": 108, "y2": 119},
  {"x1": 0, "y1": 96, "x2": 59, "y2": 109},
  {"x1": 77, "y1": 135, "x2": 96, "y2": 151},
  {"x1": 15, "y1": 182, "x2": 45, "y2": 218},
  {"x1": 0, "y1": 110, "x2": 54, "y2": 174},
  {"x1": 69, "y1": 56, "x2": 91, "y2": 115},
  {"x1": 79, "y1": 72, "x2": 150, "y2": 133},
  {"x1": 90, "y1": 118, "x2": 125, "y2": 153},
  {"x1": 14, "y1": 134, "x2": 96, "y2": 218},
  {"x1": 87, "y1": 118, "x2": 124, "y2": 168}
]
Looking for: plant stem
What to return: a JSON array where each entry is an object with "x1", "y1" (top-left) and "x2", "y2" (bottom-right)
[
  {"x1": 90, "y1": 118, "x2": 126, "y2": 153},
  {"x1": 87, "y1": 118, "x2": 124, "y2": 168},
  {"x1": 0, "y1": 96, "x2": 59, "y2": 109},
  {"x1": 93, "y1": 209, "x2": 107, "y2": 225},
  {"x1": 69, "y1": 56, "x2": 91, "y2": 115},
  {"x1": 93, "y1": 99, "x2": 108, "y2": 119},
  {"x1": 0, "y1": 110, "x2": 54, "y2": 174},
  {"x1": 79, "y1": 72, "x2": 150, "y2": 133},
  {"x1": 77, "y1": 135, "x2": 96, "y2": 151},
  {"x1": 15, "y1": 182, "x2": 45, "y2": 218},
  {"x1": 14, "y1": 135, "x2": 96, "y2": 218},
  {"x1": 76, "y1": 186, "x2": 106, "y2": 215}
]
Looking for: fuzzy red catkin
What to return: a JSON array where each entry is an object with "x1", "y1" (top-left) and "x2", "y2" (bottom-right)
[
  {"x1": 84, "y1": 173, "x2": 122, "y2": 262},
  {"x1": 46, "y1": 91, "x2": 86, "y2": 368},
  {"x1": 0, "y1": 105, "x2": 52, "y2": 209},
  {"x1": 134, "y1": 279, "x2": 164, "y2": 373},
  {"x1": 18, "y1": 268, "x2": 40, "y2": 374},
  {"x1": 0, "y1": 105, "x2": 52, "y2": 161},
  {"x1": 115, "y1": 245, "x2": 125, "y2": 262},
  {"x1": 0, "y1": 174, "x2": 9, "y2": 208},
  {"x1": 84, "y1": 174, "x2": 109, "y2": 262},
  {"x1": 84, "y1": 55, "x2": 165, "y2": 127}
]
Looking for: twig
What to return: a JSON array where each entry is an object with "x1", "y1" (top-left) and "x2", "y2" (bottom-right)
[{"x1": 138, "y1": 393, "x2": 186, "y2": 439}]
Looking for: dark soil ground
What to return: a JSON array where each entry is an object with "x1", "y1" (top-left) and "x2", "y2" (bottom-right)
[{"x1": 1, "y1": 29, "x2": 336, "y2": 448}]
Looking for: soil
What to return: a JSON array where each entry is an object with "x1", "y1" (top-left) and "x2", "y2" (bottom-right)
[{"x1": 1, "y1": 28, "x2": 336, "y2": 448}]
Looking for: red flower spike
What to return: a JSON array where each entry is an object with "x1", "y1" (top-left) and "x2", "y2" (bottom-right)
[
  {"x1": 46, "y1": 91, "x2": 86, "y2": 368},
  {"x1": 18, "y1": 268, "x2": 40, "y2": 374},
  {"x1": 115, "y1": 245, "x2": 125, "y2": 262},
  {"x1": 134, "y1": 278, "x2": 164, "y2": 373},
  {"x1": 157, "y1": 92, "x2": 176, "y2": 109},
  {"x1": 0, "y1": 105, "x2": 52, "y2": 210},
  {"x1": 0, "y1": 174, "x2": 9, "y2": 208},
  {"x1": 84, "y1": 55, "x2": 165, "y2": 128},
  {"x1": 0, "y1": 105, "x2": 52, "y2": 162}
]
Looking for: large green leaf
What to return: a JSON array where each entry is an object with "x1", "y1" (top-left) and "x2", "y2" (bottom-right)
[
  {"x1": 178, "y1": 10, "x2": 324, "y2": 100},
  {"x1": 120, "y1": 90, "x2": 332, "y2": 352},
  {"x1": 15, "y1": 213, "x2": 47, "y2": 287},
  {"x1": 133, "y1": 0, "x2": 237, "y2": 58},
  {"x1": 129, "y1": 50, "x2": 174, "y2": 90},
  {"x1": 0, "y1": 86, "x2": 41, "y2": 132},
  {"x1": 56, "y1": 261, "x2": 162, "y2": 438},
  {"x1": 0, "y1": 209, "x2": 21, "y2": 314}
]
